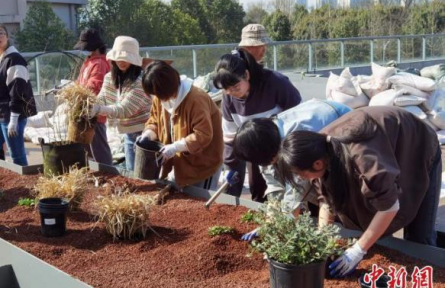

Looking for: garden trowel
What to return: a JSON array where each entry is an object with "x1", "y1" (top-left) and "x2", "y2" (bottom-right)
[{"x1": 204, "y1": 171, "x2": 239, "y2": 209}]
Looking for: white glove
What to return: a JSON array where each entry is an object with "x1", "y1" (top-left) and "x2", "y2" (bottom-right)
[
  {"x1": 329, "y1": 242, "x2": 366, "y2": 277},
  {"x1": 7, "y1": 112, "x2": 20, "y2": 138},
  {"x1": 159, "y1": 139, "x2": 188, "y2": 163},
  {"x1": 90, "y1": 105, "x2": 116, "y2": 118},
  {"x1": 136, "y1": 129, "x2": 157, "y2": 144}
]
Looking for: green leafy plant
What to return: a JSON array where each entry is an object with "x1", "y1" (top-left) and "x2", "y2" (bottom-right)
[
  {"x1": 251, "y1": 200, "x2": 342, "y2": 265},
  {"x1": 18, "y1": 198, "x2": 36, "y2": 207},
  {"x1": 240, "y1": 209, "x2": 262, "y2": 224},
  {"x1": 208, "y1": 226, "x2": 234, "y2": 237}
]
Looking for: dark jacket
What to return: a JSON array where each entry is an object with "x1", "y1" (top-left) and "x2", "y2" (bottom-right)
[
  {"x1": 316, "y1": 106, "x2": 439, "y2": 235},
  {"x1": 0, "y1": 46, "x2": 37, "y2": 122}
]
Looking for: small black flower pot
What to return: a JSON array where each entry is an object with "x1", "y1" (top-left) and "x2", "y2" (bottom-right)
[
  {"x1": 38, "y1": 198, "x2": 69, "y2": 237},
  {"x1": 359, "y1": 273, "x2": 391, "y2": 288},
  {"x1": 269, "y1": 258, "x2": 326, "y2": 288}
]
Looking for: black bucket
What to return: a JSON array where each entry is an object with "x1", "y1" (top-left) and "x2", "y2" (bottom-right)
[
  {"x1": 269, "y1": 259, "x2": 326, "y2": 288},
  {"x1": 39, "y1": 138, "x2": 87, "y2": 176},
  {"x1": 134, "y1": 139, "x2": 164, "y2": 180},
  {"x1": 359, "y1": 273, "x2": 390, "y2": 288},
  {"x1": 38, "y1": 198, "x2": 69, "y2": 237}
]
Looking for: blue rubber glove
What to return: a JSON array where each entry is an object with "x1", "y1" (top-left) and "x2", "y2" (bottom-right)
[
  {"x1": 329, "y1": 242, "x2": 366, "y2": 278},
  {"x1": 241, "y1": 228, "x2": 258, "y2": 241},
  {"x1": 225, "y1": 170, "x2": 239, "y2": 186}
]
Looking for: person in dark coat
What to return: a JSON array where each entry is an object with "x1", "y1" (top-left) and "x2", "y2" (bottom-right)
[{"x1": 276, "y1": 106, "x2": 441, "y2": 277}]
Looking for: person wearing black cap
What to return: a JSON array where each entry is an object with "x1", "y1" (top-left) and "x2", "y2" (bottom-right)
[{"x1": 75, "y1": 28, "x2": 113, "y2": 165}]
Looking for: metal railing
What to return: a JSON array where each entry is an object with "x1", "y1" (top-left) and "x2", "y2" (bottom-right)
[{"x1": 22, "y1": 33, "x2": 445, "y2": 96}]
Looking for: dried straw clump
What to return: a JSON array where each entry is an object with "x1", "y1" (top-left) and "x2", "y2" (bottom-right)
[
  {"x1": 33, "y1": 166, "x2": 90, "y2": 210},
  {"x1": 94, "y1": 191, "x2": 156, "y2": 240},
  {"x1": 57, "y1": 83, "x2": 97, "y2": 123}
]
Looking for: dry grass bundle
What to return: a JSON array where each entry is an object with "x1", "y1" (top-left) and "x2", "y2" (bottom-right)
[
  {"x1": 58, "y1": 84, "x2": 97, "y2": 144},
  {"x1": 33, "y1": 166, "x2": 89, "y2": 210},
  {"x1": 57, "y1": 83, "x2": 97, "y2": 123},
  {"x1": 94, "y1": 190, "x2": 156, "y2": 241}
]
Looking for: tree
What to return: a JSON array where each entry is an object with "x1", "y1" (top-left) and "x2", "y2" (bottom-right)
[
  {"x1": 15, "y1": 1, "x2": 74, "y2": 52},
  {"x1": 245, "y1": 2, "x2": 269, "y2": 24},
  {"x1": 78, "y1": 0, "x2": 146, "y2": 46},
  {"x1": 263, "y1": 10, "x2": 292, "y2": 41},
  {"x1": 171, "y1": 0, "x2": 215, "y2": 43},
  {"x1": 201, "y1": 0, "x2": 246, "y2": 43}
]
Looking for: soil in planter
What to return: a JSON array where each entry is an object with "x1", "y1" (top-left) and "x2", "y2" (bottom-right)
[{"x1": 0, "y1": 167, "x2": 444, "y2": 288}]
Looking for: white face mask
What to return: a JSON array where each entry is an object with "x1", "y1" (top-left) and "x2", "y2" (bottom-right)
[{"x1": 83, "y1": 51, "x2": 92, "y2": 57}]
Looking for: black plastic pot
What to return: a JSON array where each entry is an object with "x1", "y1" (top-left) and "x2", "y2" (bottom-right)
[
  {"x1": 39, "y1": 138, "x2": 87, "y2": 176},
  {"x1": 269, "y1": 258, "x2": 326, "y2": 288},
  {"x1": 38, "y1": 198, "x2": 69, "y2": 237},
  {"x1": 359, "y1": 273, "x2": 391, "y2": 288},
  {"x1": 134, "y1": 139, "x2": 164, "y2": 180}
]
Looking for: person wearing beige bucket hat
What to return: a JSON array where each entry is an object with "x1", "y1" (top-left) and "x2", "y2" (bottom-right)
[
  {"x1": 90, "y1": 36, "x2": 152, "y2": 171},
  {"x1": 238, "y1": 24, "x2": 271, "y2": 63}
]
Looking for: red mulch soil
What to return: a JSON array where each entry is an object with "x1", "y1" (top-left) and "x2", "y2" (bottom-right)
[{"x1": 0, "y1": 167, "x2": 444, "y2": 288}]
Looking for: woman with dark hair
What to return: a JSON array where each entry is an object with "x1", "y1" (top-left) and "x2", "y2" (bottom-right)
[
  {"x1": 140, "y1": 61, "x2": 223, "y2": 190},
  {"x1": 214, "y1": 48, "x2": 301, "y2": 202},
  {"x1": 276, "y1": 106, "x2": 441, "y2": 277},
  {"x1": 90, "y1": 36, "x2": 152, "y2": 171},
  {"x1": 0, "y1": 24, "x2": 37, "y2": 166},
  {"x1": 75, "y1": 28, "x2": 112, "y2": 165}
]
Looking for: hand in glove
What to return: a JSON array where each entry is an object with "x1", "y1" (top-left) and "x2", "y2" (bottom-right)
[
  {"x1": 241, "y1": 228, "x2": 258, "y2": 242},
  {"x1": 225, "y1": 170, "x2": 240, "y2": 186},
  {"x1": 135, "y1": 129, "x2": 157, "y2": 145},
  {"x1": 7, "y1": 112, "x2": 20, "y2": 138},
  {"x1": 159, "y1": 139, "x2": 188, "y2": 164},
  {"x1": 329, "y1": 242, "x2": 366, "y2": 278},
  {"x1": 89, "y1": 105, "x2": 116, "y2": 118}
]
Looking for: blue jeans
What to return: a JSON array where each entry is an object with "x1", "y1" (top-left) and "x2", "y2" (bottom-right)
[
  {"x1": 404, "y1": 147, "x2": 442, "y2": 246},
  {"x1": 124, "y1": 132, "x2": 141, "y2": 171},
  {"x1": 0, "y1": 119, "x2": 28, "y2": 166}
]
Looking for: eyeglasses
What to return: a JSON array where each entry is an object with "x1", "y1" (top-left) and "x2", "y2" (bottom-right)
[{"x1": 0, "y1": 32, "x2": 7, "y2": 37}]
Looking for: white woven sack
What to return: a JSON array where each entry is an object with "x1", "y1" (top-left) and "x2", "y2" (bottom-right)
[
  {"x1": 331, "y1": 90, "x2": 369, "y2": 109},
  {"x1": 335, "y1": 75, "x2": 359, "y2": 96},
  {"x1": 420, "y1": 64, "x2": 445, "y2": 80},
  {"x1": 351, "y1": 75, "x2": 373, "y2": 84},
  {"x1": 393, "y1": 95, "x2": 426, "y2": 107},
  {"x1": 340, "y1": 67, "x2": 353, "y2": 79},
  {"x1": 388, "y1": 72, "x2": 436, "y2": 91},
  {"x1": 326, "y1": 72, "x2": 339, "y2": 100},
  {"x1": 402, "y1": 105, "x2": 428, "y2": 120},
  {"x1": 372, "y1": 62, "x2": 396, "y2": 83},
  {"x1": 369, "y1": 89, "x2": 400, "y2": 106},
  {"x1": 392, "y1": 84, "x2": 430, "y2": 99},
  {"x1": 428, "y1": 110, "x2": 445, "y2": 130}
]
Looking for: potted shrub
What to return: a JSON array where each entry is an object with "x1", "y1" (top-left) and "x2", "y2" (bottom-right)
[{"x1": 250, "y1": 200, "x2": 342, "y2": 288}]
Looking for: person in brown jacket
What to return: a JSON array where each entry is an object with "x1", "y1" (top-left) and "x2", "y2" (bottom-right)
[
  {"x1": 139, "y1": 61, "x2": 223, "y2": 190},
  {"x1": 276, "y1": 106, "x2": 441, "y2": 278}
]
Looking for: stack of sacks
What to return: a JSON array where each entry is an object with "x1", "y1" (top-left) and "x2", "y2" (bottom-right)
[
  {"x1": 326, "y1": 67, "x2": 369, "y2": 109},
  {"x1": 427, "y1": 89, "x2": 445, "y2": 142},
  {"x1": 24, "y1": 103, "x2": 69, "y2": 143},
  {"x1": 360, "y1": 63, "x2": 395, "y2": 99}
]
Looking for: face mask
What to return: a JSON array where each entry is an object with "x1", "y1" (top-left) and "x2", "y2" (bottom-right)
[{"x1": 83, "y1": 51, "x2": 92, "y2": 57}]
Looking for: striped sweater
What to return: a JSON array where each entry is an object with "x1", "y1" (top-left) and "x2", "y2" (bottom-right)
[
  {"x1": 0, "y1": 46, "x2": 37, "y2": 122},
  {"x1": 97, "y1": 72, "x2": 152, "y2": 134}
]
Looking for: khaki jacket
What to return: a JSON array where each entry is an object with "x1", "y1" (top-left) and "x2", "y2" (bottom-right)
[{"x1": 146, "y1": 87, "x2": 223, "y2": 187}]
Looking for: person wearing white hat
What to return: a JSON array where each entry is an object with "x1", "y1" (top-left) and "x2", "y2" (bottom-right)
[
  {"x1": 90, "y1": 36, "x2": 152, "y2": 171},
  {"x1": 238, "y1": 24, "x2": 271, "y2": 63}
]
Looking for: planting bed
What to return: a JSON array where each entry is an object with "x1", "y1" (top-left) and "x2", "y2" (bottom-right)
[{"x1": 0, "y1": 167, "x2": 444, "y2": 288}]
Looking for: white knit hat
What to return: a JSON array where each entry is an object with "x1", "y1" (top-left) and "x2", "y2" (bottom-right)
[
  {"x1": 239, "y1": 24, "x2": 271, "y2": 47},
  {"x1": 106, "y1": 36, "x2": 142, "y2": 67}
]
